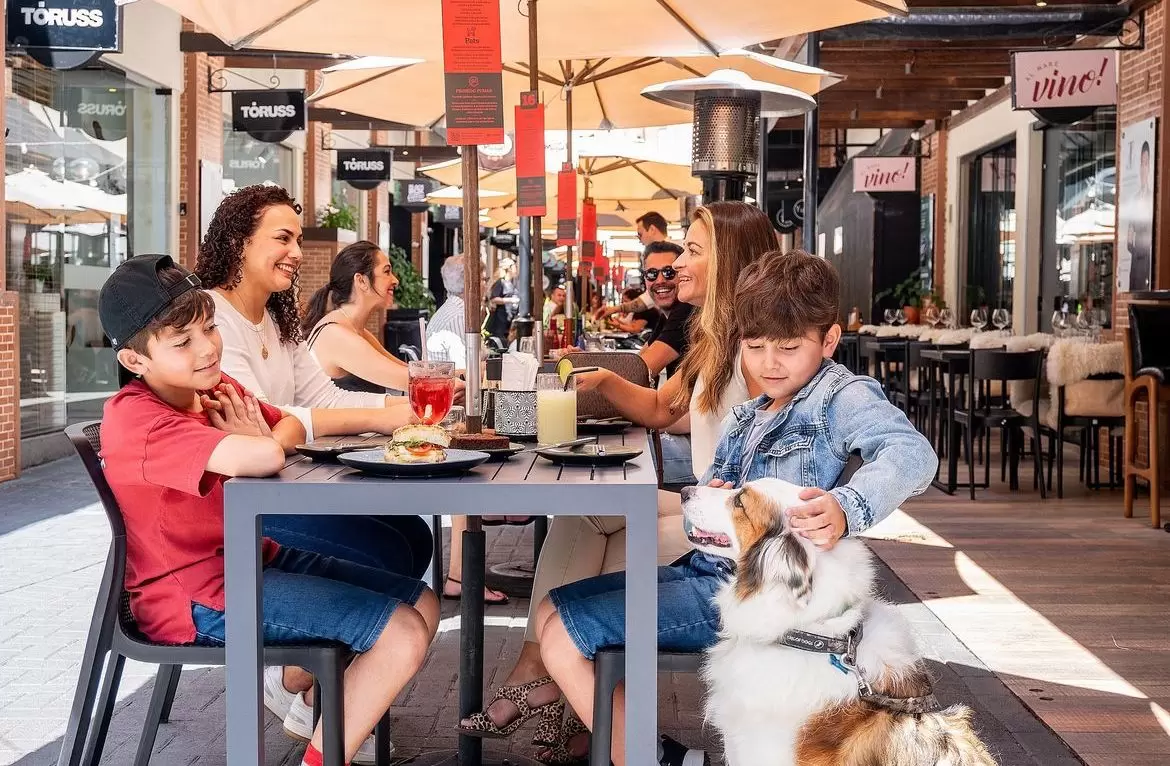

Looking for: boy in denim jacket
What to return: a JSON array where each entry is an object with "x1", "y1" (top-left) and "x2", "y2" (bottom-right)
[
  {"x1": 535, "y1": 250, "x2": 936, "y2": 766},
  {"x1": 700, "y1": 250, "x2": 938, "y2": 546}
]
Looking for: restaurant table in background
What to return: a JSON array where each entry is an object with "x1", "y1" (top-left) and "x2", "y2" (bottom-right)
[{"x1": 222, "y1": 431, "x2": 660, "y2": 766}]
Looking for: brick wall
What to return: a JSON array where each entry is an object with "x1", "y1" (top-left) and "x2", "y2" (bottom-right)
[
  {"x1": 920, "y1": 127, "x2": 948, "y2": 291},
  {"x1": 1114, "y1": 0, "x2": 1169, "y2": 489},
  {"x1": 0, "y1": 292, "x2": 17, "y2": 483},
  {"x1": 178, "y1": 46, "x2": 224, "y2": 269},
  {"x1": 0, "y1": 10, "x2": 16, "y2": 483},
  {"x1": 302, "y1": 72, "x2": 333, "y2": 227}
]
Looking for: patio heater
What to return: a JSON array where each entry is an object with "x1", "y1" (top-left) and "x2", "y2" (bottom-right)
[{"x1": 641, "y1": 70, "x2": 815, "y2": 203}]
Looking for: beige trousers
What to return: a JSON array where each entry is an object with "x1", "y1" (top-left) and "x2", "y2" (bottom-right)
[{"x1": 523, "y1": 490, "x2": 693, "y2": 642}]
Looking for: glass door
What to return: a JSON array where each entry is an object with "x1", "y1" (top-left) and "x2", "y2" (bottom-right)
[{"x1": 966, "y1": 142, "x2": 1017, "y2": 316}]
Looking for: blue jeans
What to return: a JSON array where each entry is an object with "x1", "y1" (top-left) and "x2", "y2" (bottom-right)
[
  {"x1": 263, "y1": 514, "x2": 433, "y2": 579},
  {"x1": 658, "y1": 433, "x2": 697, "y2": 486},
  {"x1": 547, "y1": 552, "x2": 732, "y2": 660},
  {"x1": 191, "y1": 546, "x2": 426, "y2": 652}
]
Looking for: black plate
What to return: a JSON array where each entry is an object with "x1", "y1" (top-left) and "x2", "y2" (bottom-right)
[
  {"x1": 577, "y1": 418, "x2": 632, "y2": 435},
  {"x1": 536, "y1": 444, "x2": 643, "y2": 467},
  {"x1": 480, "y1": 442, "x2": 526, "y2": 462},
  {"x1": 337, "y1": 448, "x2": 491, "y2": 478},
  {"x1": 295, "y1": 440, "x2": 387, "y2": 462}
]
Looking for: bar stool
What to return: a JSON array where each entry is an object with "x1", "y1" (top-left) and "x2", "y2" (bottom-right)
[{"x1": 1123, "y1": 304, "x2": 1170, "y2": 527}]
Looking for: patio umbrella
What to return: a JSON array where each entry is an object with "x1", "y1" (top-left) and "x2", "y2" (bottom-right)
[
  {"x1": 157, "y1": 0, "x2": 906, "y2": 60},
  {"x1": 311, "y1": 51, "x2": 842, "y2": 132}
]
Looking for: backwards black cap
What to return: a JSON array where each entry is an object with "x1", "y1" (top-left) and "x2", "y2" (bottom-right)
[{"x1": 98, "y1": 255, "x2": 202, "y2": 350}]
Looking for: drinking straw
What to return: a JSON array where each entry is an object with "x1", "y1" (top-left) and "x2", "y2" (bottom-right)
[{"x1": 418, "y1": 317, "x2": 429, "y2": 361}]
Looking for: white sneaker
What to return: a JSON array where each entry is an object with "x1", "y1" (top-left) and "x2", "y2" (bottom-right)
[
  {"x1": 284, "y1": 692, "x2": 394, "y2": 766},
  {"x1": 263, "y1": 666, "x2": 298, "y2": 721}
]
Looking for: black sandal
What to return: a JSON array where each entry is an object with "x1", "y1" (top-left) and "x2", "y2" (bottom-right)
[{"x1": 442, "y1": 576, "x2": 510, "y2": 605}]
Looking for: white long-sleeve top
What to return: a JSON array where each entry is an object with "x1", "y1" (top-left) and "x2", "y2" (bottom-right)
[{"x1": 209, "y1": 291, "x2": 385, "y2": 440}]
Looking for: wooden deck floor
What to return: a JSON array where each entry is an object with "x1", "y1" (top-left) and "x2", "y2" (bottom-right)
[{"x1": 865, "y1": 456, "x2": 1170, "y2": 766}]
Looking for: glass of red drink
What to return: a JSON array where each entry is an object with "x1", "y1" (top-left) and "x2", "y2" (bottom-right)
[{"x1": 408, "y1": 361, "x2": 455, "y2": 425}]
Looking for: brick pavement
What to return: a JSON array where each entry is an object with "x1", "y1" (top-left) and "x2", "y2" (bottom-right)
[{"x1": 1, "y1": 456, "x2": 1079, "y2": 765}]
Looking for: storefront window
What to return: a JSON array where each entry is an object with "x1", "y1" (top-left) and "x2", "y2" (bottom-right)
[
  {"x1": 1041, "y1": 107, "x2": 1116, "y2": 327},
  {"x1": 5, "y1": 58, "x2": 171, "y2": 437},
  {"x1": 966, "y1": 142, "x2": 1016, "y2": 314},
  {"x1": 222, "y1": 116, "x2": 294, "y2": 193}
]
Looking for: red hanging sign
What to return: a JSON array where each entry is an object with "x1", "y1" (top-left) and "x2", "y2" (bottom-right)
[
  {"x1": 593, "y1": 253, "x2": 610, "y2": 279},
  {"x1": 556, "y1": 164, "x2": 577, "y2": 245},
  {"x1": 580, "y1": 198, "x2": 597, "y2": 245},
  {"x1": 441, "y1": 0, "x2": 504, "y2": 146},
  {"x1": 515, "y1": 90, "x2": 546, "y2": 215}
]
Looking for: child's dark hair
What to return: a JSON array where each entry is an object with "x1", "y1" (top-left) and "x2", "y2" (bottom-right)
[
  {"x1": 733, "y1": 249, "x2": 840, "y2": 340},
  {"x1": 300, "y1": 240, "x2": 382, "y2": 335},
  {"x1": 123, "y1": 266, "x2": 215, "y2": 356}
]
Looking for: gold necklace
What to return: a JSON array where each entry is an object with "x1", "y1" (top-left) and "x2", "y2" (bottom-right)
[{"x1": 225, "y1": 290, "x2": 269, "y2": 360}]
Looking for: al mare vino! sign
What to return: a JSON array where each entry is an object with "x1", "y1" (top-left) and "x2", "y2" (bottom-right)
[{"x1": 1011, "y1": 49, "x2": 1117, "y2": 110}]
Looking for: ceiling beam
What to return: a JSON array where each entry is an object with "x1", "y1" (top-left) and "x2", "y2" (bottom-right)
[
  {"x1": 827, "y1": 76, "x2": 1006, "y2": 91},
  {"x1": 822, "y1": 38, "x2": 1045, "y2": 52}
]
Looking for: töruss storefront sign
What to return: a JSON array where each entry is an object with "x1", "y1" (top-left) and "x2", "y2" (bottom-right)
[
  {"x1": 6, "y1": 0, "x2": 120, "y2": 51},
  {"x1": 231, "y1": 90, "x2": 306, "y2": 143},
  {"x1": 1011, "y1": 49, "x2": 1118, "y2": 110}
]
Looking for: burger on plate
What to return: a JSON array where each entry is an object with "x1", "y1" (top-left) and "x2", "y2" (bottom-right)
[{"x1": 384, "y1": 424, "x2": 450, "y2": 464}]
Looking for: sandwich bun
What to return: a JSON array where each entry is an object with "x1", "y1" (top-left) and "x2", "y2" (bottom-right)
[{"x1": 390, "y1": 424, "x2": 451, "y2": 448}]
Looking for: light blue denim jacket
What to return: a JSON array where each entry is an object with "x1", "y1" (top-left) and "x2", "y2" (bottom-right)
[{"x1": 699, "y1": 360, "x2": 938, "y2": 535}]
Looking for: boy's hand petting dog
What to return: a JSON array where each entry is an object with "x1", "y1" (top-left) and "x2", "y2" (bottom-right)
[
  {"x1": 707, "y1": 479, "x2": 736, "y2": 489},
  {"x1": 786, "y1": 487, "x2": 847, "y2": 549},
  {"x1": 202, "y1": 384, "x2": 272, "y2": 438}
]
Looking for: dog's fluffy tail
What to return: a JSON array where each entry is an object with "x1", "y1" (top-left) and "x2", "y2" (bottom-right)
[{"x1": 888, "y1": 705, "x2": 998, "y2": 766}]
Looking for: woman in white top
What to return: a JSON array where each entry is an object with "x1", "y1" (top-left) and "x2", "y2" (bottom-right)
[
  {"x1": 195, "y1": 185, "x2": 432, "y2": 579},
  {"x1": 458, "y1": 201, "x2": 778, "y2": 760}
]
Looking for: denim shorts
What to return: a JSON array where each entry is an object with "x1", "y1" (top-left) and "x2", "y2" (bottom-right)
[
  {"x1": 191, "y1": 546, "x2": 426, "y2": 653},
  {"x1": 657, "y1": 433, "x2": 697, "y2": 486},
  {"x1": 547, "y1": 551, "x2": 733, "y2": 660}
]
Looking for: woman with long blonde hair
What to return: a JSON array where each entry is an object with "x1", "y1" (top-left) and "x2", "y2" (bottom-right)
[{"x1": 457, "y1": 201, "x2": 778, "y2": 763}]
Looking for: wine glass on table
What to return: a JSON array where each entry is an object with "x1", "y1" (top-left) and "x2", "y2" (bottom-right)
[
  {"x1": 970, "y1": 308, "x2": 988, "y2": 332},
  {"x1": 992, "y1": 308, "x2": 1011, "y2": 332},
  {"x1": 883, "y1": 308, "x2": 897, "y2": 326},
  {"x1": 922, "y1": 305, "x2": 940, "y2": 328},
  {"x1": 895, "y1": 308, "x2": 907, "y2": 326},
  {"x1": 938, "y1": 308, "x2": 954, "y2": 329},
  {"x1": 408, "y1": 360, "x2": 455, "y2": 426}
]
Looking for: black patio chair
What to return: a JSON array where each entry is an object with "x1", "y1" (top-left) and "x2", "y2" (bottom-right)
[
  {"x1": 58, "y1": 422, "x2": 391, "y2": 766},
  {"x1": 951, "y1": 349, "x2": 1047, "y2": 500}
]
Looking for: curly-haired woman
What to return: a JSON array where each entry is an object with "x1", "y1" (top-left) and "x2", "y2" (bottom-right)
[{"x1": 195, "y1": 185, "x2": 433, "y2": 759}]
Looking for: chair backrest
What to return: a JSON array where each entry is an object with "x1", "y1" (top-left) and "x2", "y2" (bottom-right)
[
  {"x1": 969, "y1": 348, "x2": 1043, "y2": 384},
  {"x1": 397, "y1": 344, "x2": 421, "y2": 362},
  {"x1": 1128, "y1": 303, "x2": 1170, "y2": 374},
  {"x1": 559, "y1": 352, "x2": 652, "y2": 418},
  {"x1": 65, "y1": 421, "x2": 136, "y2": 634}
]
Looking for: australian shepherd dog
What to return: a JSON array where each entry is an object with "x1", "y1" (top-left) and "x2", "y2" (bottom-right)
[{"x1": 682, "y1": 478, "x2": 997, "y2": 766}]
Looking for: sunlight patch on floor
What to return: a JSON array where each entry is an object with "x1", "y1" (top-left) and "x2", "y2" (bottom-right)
[
  {"x1": 860, "y1": 509, "x2": 954, "y2": 548},
  {"x1": 920, "y1": 551, "x2": 1147, "y2": 698}
]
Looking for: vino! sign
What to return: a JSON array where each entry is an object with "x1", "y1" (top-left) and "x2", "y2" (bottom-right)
[
  {"x1": 852, "y1": 157, "x2": 917, "y2": 194},
  {"x1": 1011, "y1": 49, "x2": 1117, "y2": 110}
]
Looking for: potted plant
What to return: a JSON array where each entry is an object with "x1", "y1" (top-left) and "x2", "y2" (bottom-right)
[
  {"x1": 22, "y1": 262, "x2": 55, "y2": 292},
  {"x1": 875, "y1": 273, "x2": 928, "y2": 324},
  {"x1": 314, "y1": 196, "x2": 359, "y2": 236}
]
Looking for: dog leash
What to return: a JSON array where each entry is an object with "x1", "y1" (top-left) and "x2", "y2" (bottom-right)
[{"x1": 777, "y1": 625, "x2": 939, "y2": 715}]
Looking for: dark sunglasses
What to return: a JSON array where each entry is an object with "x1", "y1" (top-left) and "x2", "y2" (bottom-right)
[{"x1": 643, "y1": 266, "x2": 678, "y2": 282}]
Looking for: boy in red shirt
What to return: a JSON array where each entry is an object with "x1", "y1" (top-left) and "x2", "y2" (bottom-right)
[{"x1": 98, "y1": 255, "x2": 438, "y2": 766}]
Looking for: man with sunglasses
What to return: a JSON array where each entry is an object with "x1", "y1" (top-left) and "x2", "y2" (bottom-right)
[{"x1": 596, "y1": 241, "x2": 692, "y2": 378}]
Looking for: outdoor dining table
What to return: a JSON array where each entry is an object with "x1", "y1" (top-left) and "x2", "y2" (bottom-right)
[{"x1": 222, "y1": 430, "x2": 661, "y2": 766}]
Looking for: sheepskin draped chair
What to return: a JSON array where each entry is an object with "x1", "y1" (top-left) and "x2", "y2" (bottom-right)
[{"x1": 1043, "y1": 338, "x2": 1126, "y2": 498}]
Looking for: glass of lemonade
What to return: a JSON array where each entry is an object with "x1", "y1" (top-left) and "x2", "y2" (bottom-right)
[{"x1": 536, "y1": 373, "x2": 577, "y2": 445}]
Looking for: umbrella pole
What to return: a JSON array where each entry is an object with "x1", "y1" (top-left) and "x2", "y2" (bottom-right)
[
  {"x1": 564, "y1": 75, "x2": 575, "y2": 321},
  {"x1": 528, "y1": 0, "x2": 544, "y2": 326},
  {"x1": 463, "y1": 149, "x2": 484, "y2": 436}
]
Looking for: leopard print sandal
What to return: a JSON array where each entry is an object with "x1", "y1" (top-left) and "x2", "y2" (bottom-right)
[{"x1": 457, "y1": 676, "x2": 563, "y2": 745}]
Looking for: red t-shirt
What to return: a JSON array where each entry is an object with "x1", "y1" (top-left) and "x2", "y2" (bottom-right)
[{"x1": 100, "y1": 373, "x2": 284, "y2": 644}]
